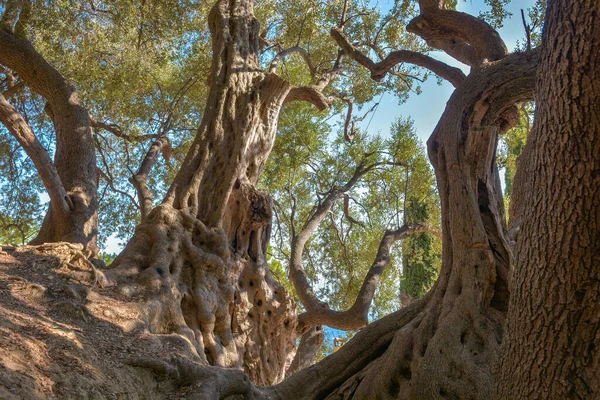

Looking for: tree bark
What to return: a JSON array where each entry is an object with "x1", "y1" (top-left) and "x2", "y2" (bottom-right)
[{"x1": 494, "y1": 1, "x2": 600, "y2": 398}]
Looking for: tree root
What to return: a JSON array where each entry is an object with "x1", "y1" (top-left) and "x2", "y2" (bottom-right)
[{"x1": 124, "y1": 357, "x2": 263, "y2": 399}]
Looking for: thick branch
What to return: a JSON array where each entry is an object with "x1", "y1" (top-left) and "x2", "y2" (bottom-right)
[
  {"x1": 283, "y1": 51, "x2": 345, "y2": 110},
  {"x1": 0, "y1": 25, "x2": 97, "y2": 238},
  {"x1": 297, "y1": 223, "x2": 439, "y2": 331},
  {"x1": 284, "y1": 85, "x2": 330, "y2": 110},
  {"x1": 407, "y1": 8, "x2": 508, "y2": 66},
  {"x1": 0, "y1": 93, "x2": 70, "y2": 214},
  {"x1": 289, "y1": 186, "x2": 344, "y2": 311},
  {"x1": 288, "y1": 158, "x2": 412, "y2": 331},
  {"x1": 331, "y1": 27, "x2": 466, "y2": 87}
]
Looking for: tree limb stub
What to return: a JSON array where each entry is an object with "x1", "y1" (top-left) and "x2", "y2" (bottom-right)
[{"x1": 1, "y1": 79, "x2": 25, "y2": 98}]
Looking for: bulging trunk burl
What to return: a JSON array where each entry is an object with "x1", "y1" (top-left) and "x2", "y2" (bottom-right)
[
  {"x1": 495, "y1": 1, "x2": 600, "y2": 398},
  {"x1": 104, "y1": 0, "x2": 297, "y2": 384}
]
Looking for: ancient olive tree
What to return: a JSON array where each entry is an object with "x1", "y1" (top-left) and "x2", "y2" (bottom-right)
[
  {"x1": 99, "y1": 0, "x2": 363, "y2": 385},
  {"x1": 2, "y1": 0, "x2": 597, "y2": 398},
  {"x1": 104, "y1": 0, "x2": 537, "y2": 396}
]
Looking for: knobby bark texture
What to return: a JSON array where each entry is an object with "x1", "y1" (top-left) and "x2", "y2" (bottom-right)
[
  {"x1": 103, "y1": 0, "x2": 298, "y2": 385},
  {"x1": 495, "y1": 1, "x2": 600, "y2": 398},
  {"x1": 0, "y1": 7, "x2": 98, "y2": 255}
]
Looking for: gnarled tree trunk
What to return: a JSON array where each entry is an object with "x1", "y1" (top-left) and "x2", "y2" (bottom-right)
[
  {"x1": 104, "y1": 0, "x2": 298, "y2": 385},
  {"x1": 495, "y1": 1, "x2": 600, "y2": 397},
  {"x1": 266, "y1": 49, "x2": 537, "y2": 400},
  {"x1": 101, "y1": 0, "x2": 543, "y2": 393}
]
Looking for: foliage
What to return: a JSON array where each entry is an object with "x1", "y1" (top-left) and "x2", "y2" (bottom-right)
[
  {"x1": 515, "y1": 0, "x2": 547, "y2": 51},
  {"x1": 97, "y1": 252, "x2": 118, "y2": 266},
  {"x1": 400, "y1": 199, "x2": 441, "y2": 300},
  {"x1": 0, "y1": 119, "x2": 44, "y2": 245},
  {"x1": 263, "y1": 115, "x2": 441, "y2": 321}
]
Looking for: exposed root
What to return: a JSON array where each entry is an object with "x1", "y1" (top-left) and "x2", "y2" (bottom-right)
[
  {"x1": 8, "y1": 242, "x2": 105, "y2": 287},
  {"x1": 124, "y1": 356, "x2": 262, "y2": 399},
  {"x1": 328, "y1": 285, "x2": 502, "y2": 400}
]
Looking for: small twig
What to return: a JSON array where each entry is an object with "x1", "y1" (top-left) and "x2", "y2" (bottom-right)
[{"x1": 521, "y1": 9, "x2": 532, "y2": 51}]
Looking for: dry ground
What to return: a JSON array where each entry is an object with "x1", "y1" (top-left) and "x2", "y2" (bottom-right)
[{"x1": 0, "y1": 243, "x2": 209, "y2": 399}]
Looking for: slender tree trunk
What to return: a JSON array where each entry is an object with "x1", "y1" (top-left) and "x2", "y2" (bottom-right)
[
  {"x1": 0, "y1": 26, "x2": 98, "y2": 255},
  {"x1": 31, "y1": 97, "x2": 98, "y2": 254},
  {"x1": 494, "y1": 1, "x2": 600, "y2": 398},
  {"x1": 105, "y1": 0, "x2": 297, "y2": 384}
]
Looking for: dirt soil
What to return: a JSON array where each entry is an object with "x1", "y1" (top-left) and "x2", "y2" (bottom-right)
[{"x1": 0, "y1": 243, "x2": 209, "y2": 399}]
